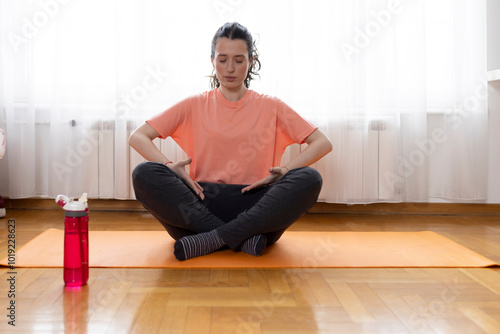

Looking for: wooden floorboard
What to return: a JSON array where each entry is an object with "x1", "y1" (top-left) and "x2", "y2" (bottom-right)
[{"x1": 0, "y1": 209, "x2": 499, "y2": 333}]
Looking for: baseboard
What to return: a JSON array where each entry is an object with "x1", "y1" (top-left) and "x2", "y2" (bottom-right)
[
  {"x1": 4, "y1": 198, "x2": 500, "y2": 215},
  {"x1": 4, "y1": 198, "x2": 146, "y2": 212},
  {"x1": 308, "y1": 202, "x2": 500, "y2": 215}
]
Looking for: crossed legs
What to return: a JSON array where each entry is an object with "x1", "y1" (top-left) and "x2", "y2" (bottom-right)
[{"x1": 132, "y1": 162, "x2": 322, "y2": 260}]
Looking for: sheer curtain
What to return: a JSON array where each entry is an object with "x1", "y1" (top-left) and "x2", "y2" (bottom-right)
[{"x1": 0, "y1": 0, "x2": 487, "y2": 203}]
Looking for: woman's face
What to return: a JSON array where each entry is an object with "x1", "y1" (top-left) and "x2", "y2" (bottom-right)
[{"x1": 212, "y1": 37, "x2": 252, "y2": 91}]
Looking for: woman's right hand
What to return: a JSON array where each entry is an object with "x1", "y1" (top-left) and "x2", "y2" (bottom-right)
[{"x1": 166, "y1": 157, "x2": 205, "y2": 200}]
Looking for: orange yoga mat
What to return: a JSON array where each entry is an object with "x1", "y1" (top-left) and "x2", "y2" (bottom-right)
[{"x1": 0, "y1": 229, "x2": 498, "y2": 268}]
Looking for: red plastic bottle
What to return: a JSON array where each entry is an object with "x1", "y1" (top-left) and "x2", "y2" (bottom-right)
[{"x1": 56, "y1": 194, "x2": 89, "y2": 286}]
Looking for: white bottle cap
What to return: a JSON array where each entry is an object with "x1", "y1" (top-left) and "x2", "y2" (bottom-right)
[{"x1": 63, "y1": 200, "x2": 87, "y2": 212}]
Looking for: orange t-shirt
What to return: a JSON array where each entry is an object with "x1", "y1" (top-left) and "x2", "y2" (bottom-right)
[{"x1": 147, "y1": 89, "x2": 317, "y2": 184}]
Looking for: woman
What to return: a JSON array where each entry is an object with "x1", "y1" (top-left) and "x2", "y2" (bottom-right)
[{"x1": 130, "y1": 22, "x2": 332, "y2": 261}]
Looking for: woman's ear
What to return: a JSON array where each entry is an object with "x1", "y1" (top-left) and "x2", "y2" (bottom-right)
[
  {"x1": 248, "y1": 56, "x2": 253, "y2": 72},
  {"x1": 211, "y1": 57, "x2": 215, "y2": 68}
]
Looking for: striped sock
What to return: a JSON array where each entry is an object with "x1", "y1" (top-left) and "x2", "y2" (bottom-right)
[
  {"x1": 174, "y1": 229, "x2": 226, "y2": 261},
  {"x1": 241, "y1": 235, "x2": 267, "y2": 257}
]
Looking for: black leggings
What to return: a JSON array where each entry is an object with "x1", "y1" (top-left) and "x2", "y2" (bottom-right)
[{"x1": 132, "y1": 162, "x2": 322, "y2": 250}]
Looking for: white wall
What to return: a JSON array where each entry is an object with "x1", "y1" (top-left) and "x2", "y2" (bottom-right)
[
  {"x1": 488, "y1": 0, "x2": 500, "y2": 71},
  {"x1": 488, "y1": 81, "x2": 500, "y2": 203},
  {"x1": 487, "y1": 0, "x2": 500, "y2": 203}
]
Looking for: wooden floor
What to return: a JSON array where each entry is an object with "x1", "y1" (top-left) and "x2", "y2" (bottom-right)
[{"x1": 1, "y1": 208, "x2": 500, "y2": 334}]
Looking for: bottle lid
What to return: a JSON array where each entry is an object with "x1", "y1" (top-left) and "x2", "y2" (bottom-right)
[
  {"x1": 63, "y1": 200, "x2": 87, "y2": 212},
  {"x1": 55, "y1": 193, "x2": 88, "y2": 212}
]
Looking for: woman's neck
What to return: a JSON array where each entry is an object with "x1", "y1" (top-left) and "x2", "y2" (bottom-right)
[{"x1": 219, "y1": 85, "x2": 247, "y2": 102}]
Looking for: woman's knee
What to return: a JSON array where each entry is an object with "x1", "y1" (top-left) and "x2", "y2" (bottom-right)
[
  {"x1": 290, "y1": 166, "x2": 323, "y2": 188},
  {"x1": 132, "y1": 162, "x2": 152, "y2": 193},
  {"x1": 132, "y1": 161, "x2": 175, "y2": 199},
  {"x1": 132, "y1": 161, "x2": 175, "y2": 185},
  {"x1": 133, "y1": 161, "x2": 157, "y2": 181}
]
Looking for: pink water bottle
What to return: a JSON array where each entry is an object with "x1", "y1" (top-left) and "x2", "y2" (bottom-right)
[{"x1": 56, "y1": 193, "x2": 89, "y2": 286}]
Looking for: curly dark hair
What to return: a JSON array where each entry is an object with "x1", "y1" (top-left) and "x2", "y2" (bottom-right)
[{"x1": 209, "y1": 22, "x2": 261, "y2": 89}]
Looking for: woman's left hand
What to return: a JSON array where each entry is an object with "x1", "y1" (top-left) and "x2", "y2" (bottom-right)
[{"x1": 241, "y1": 167, "x2": 288, "y2": 193}]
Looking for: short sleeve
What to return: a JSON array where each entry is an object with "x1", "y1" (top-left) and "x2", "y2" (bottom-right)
[
  {"x1": 146, "y1": 97, "x2": 192, "y2": 139},
  {"x1": 276, "y1": 99, "x2": 317, "y2": 145}
]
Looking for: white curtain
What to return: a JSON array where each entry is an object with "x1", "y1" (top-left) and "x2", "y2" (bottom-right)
[{"x1": 0, "y1": 0, "x2": 488, "y2": 203}]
